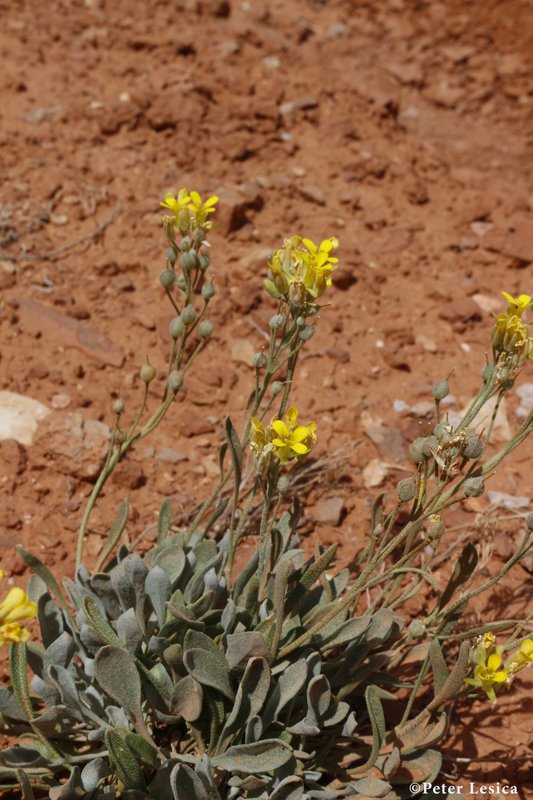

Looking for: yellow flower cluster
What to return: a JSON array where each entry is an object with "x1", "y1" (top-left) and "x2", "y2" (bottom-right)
[
  {"x1": 491, "y1": 291, "x2": 532, "y2": 364},
  {"x1": 0, "y1": 570, "x2": 38, "y2": 646},
  {"x1": 250, "y1": 406, "x2": 317, "y2": 465},
  {"x1": 465, "y1": 632, "x2": 533, "y2": 702},
  {"x1": 161, "y1": 189, "x2": 218, "y2": 232},
  {"x1": 266, "y1": 236, "x2": 339, "y2": 305}
]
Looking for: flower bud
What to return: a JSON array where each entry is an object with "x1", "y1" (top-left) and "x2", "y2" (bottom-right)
[
  {"x1": 463, "y1": 476, "x2": 484, "y2": 497},
  {"x1": 525, "y1": 513, "x2": 533, "y2": 532},
  {"x1": 194, "y1": 228, "x2": 206, "y2": 246},
  {"x1": 140, "y1": 363, "x2": 156, "y2": 383},
  {"x1": 181, "y1": 304, "x2": 196, "y2": 325},
  {"x1": 269, "y1": 314, "x2": 284, "y2": 331},
  {"x1": 397, "y1": 477, "x2": 417, "y2": 503},
  {"x1": 408, "y1": 620, "x2": 426, "y2": 638},
  {"x1": 433, "y1": 380, "x2": 449, "y2": 401},
  {"x1": 253, "y1": 353, "x2": 267, "y2": 370},
  {"x1": 198, "y1": 320, "x2": 213, "y2": 339},
  {"x1": 113, "y1": 399, "x2": 124, "y2": 415},
  {"x1": 264, "y1": 279, "x2": 281, "y2": 299},
  {"x1": 168, "y1": 370, "x2": 183, "y2": 393},
  {"x1": 201, "y1": 282, "x2": 215, "y2": 301},
  {"x1": 409, "y1": 437, "x2": 427, "y2": 464},
  {"x1": 176, "y1": 275, "x2": 188, "y2": 291},
  {"x1": 160, "y1": 269, "x2": 176, "y2": 289},
  {"x1": 464, "y1": 436, "x2": 483, "y2": 460},
  {"x1": 298, "y1": 325, "x2": 315, "y2": 341},
  {"x1": 198, "y1": 253, "x2": 210, "y2": 270},
  {"x1": 169, "y1": 317, "x2": 185, "y2": 339},
  {"x1": 277, "y1": 475, "x2": 290, "y2": 495},
  {"x1": 296, "y1": 316, "x2": 306, "y2": 328},
  {"x1": 166, "y1": 246, "x2": 178, "y2": 264},
  {"x1": 180, "y1": 236, "x2": 192, "y2": 252},
  {"x1": 181, "y1": 250, "x2": 197, "y2": 272},
  {"x1": 271, "y1": 381, "x2": 283, "y2": 397}
]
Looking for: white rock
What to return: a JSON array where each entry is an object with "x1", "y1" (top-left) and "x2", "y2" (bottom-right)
[
  {"x1": 472, "y1": 293, "x2": 502, "y2": 314},
  {"x1": 516, "y1": 383, "x2": 533, "y2": 419},
  {"x1": 487, "y1": 491, "x2": 529, "y2": 511},
  {"x1": 0, "y1": 391, "x2": 51, "y2": 446},
  {"x1": 363, "y1": 458, "x2": 388, "y2": 488}
]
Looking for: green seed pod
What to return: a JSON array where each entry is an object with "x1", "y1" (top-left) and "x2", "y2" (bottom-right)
[
  {"x1": 269, "y1": 314, "x2": 284, "y2": 331},
  {"x1": 408, "y1": 620, "x2": 426, "y2": 638},
  {"x1": 409, "y1": 437, "x2": 427, "y2": 464},
  {"x1": 180, "y1": 236, "x2": 192, "y2": 252},
  {"x1": 433, "y1": 380, "x2": 449, "y2": 401},
  {"x1": 166, "y1": 246, "x2": 178, "y2": 264},
  {"x1": 397, "y1": 477, "x2": 417, "y2": 503},
  {"x1": 271, "y1": 381, "x2": 283, "y2": 397},
  {"x1": 113, "y1": 399, "x2": 124, "y2": 415},
  {"x1": 464, "y1": 436, "x2": 483, "y2": 460},
  {"x1": 168, "y1": 370, "x2": 183, "y2": 393},
  {"x1": 481, "y1": 364, "x2": 495, "y2": 383},
  {"x1": 525, "y1": 513, "x2": 533, "y2": 532},
  {"x1": 140, "y1": 363, "x2": 156, "y2": 383},
  {"x1": 201, "y1": 282, "x2": 215, "y2": 301},
  {"x1": 160, "y1": 269, "x2": 176, "y2": 289},
  {"x1": 169, "y1": 317, "x2": 185, "y2": 339},
  {"x1": 433, "y1": 422, "x2": 448, "y2": 440},
  {"x1": 277, "y1": 475, "x2": 290, "y2": 495},
  {"x1": 198, "y1": 253, "x2": 210, "y2": 270},
  {"x1": 181, "y1": 304, "x2": 196, "y2": 325},
  {"x1": 296, "y1": 316, "x2": 305, "y2": 328},
  {"x1": 298, "y1": 325, "x2": 315, "y2": 341},
  {"x1": 176, "y1": 275, "x2": 188, "y2": 291},
  {"x1": 463, "y1": 476, "x2": 484, "y2": 497},
  {"x1": 422, "y1": 435, "x2": 439, "y2": 458},
  {"x1": 264, "y1": 279, "x2": 281, "y2": 299},
  {"x1": 198, "y1": 320, "x2": 213, "y2": 339},
  {"x1": 253, "y1": 353, "x2": 267, "y2": 370},
  {"x1": 181, "y1": 250, "x2": 197, "y2": 272}
]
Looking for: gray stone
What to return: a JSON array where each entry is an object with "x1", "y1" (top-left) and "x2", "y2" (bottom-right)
[{"x1": 307, "y1": 497, "x2": 345, "y2": 526}]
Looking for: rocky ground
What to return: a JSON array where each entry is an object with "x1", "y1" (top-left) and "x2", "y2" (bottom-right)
[{"x1": 0, "y1": 0, "x2": 532, "y2": 792}]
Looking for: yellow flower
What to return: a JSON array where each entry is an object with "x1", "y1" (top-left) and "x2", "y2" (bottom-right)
[
  {"x1": 160, "y1": 188, "x2": 191, "y2": 216},
  {"x1": 506, "y1": 638, "x2": 533, "y2": 673},
  {"x1": 465, "y1": 651, "x2": 508, "y2": 702},
  {"x1": 187, "y1": 191, "x2": 218, "y2": 229},
  {"x1": 501, "y1": 292, "x2": 531, "y2": 318},
  {"x1": 0, "y1": 587, "x2": 38, "y2": 625},
  {"x1": 0, "y1": 622, "x2": 31, "y2": 646},
  {"x1": 271, "y1": 406, "x2": 317, "y2": 464},
  {"x1": 300, "y1": 237, "x2": 339, "y2": 298},
  {"x1": 250, "y1": 416, "x2": 268, "y2": 457},
  {"x1": 491, "y1": 313, "x2": 532, "y2": 362},
  {"x1": 268, "y1": 235, "x2": 340, "y2": 304},
  {"x1": 0, "y1": 582, "x2": 37, "y2": 646}
]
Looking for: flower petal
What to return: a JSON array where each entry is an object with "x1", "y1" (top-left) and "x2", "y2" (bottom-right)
[
  {"x1": 292, "y1": 426, "x2": 310, "y2": 443},
  {"x1": 272, "y1": 420, "x2": 289, "y2": 437},
  {"x1": 291, "y1": 442, "x2": 309, "y2": 455}
]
